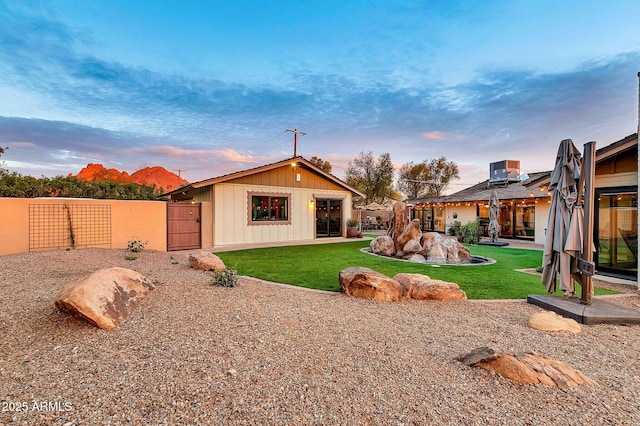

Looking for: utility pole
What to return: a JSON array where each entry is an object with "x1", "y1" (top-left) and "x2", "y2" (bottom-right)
[
  {"x1": 285, "y1": 128, "x2": 306, "y2": 157},
  {"x1": 174, "y1": 169, "x2": 186, "y2": 178}
]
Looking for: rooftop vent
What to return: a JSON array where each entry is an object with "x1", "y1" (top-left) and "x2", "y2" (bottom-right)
[{"x1": 489, "y1": 160, "x2": 520, "y2": 184}]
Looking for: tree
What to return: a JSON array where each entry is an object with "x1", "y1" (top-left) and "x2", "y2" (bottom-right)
[
  {"x1": 398, "y1": 156, "x2": 460, "y2": 198},
  {"x1": 344, "y1": 151, "x2": 395, "y2": 205},
  {"x1": 397, "y1": 162, "x2": 429, "y2": 199},
  {"x1": 309, "y1": 156, "x2": 332, "y2": 173},
  {"x1": 397, "y1": 156, "x2": 459, "y2": 199},
  {"x1": 424, "y1": 156, "x2": 459, "y2": 197},
  {"x1": 0, "y1": 146, "x2": 7, "y2": 173}
]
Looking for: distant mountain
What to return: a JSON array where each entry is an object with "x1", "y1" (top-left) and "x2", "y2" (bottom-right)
[{"x1": 75, "y1": 163, "x2": 188, "y2": 192}]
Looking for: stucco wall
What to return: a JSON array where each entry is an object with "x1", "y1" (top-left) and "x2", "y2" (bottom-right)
[
  {"x1": 444, "y1": 205, "x2": 477, "y2": 233},
  {"x1": 534, "y1": 202, "x2": 551, "y2": 245},
  {"x1": 0, "y1": 198, "x2": 167, "y2": 256},
  {"x1": 213, "y1": 183, "x2": 352, "y2": 246}
]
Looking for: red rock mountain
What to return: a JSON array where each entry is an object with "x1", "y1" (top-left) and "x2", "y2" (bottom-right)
[{"x1": 76, "y1": 163, "x2": 188, "y2": 192}]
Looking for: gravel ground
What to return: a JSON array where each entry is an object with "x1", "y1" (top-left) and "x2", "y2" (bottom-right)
[{"x1": 1, "y1": 248, "x2": 639, "y2": 426}]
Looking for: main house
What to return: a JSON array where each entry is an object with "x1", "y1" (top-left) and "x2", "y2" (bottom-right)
[
  {"x1": 405, "y1": 134, "x2": 638, "y2": 280},
  {"x1": 162, "y1": 156, "x2": 363, "y2": 250}
]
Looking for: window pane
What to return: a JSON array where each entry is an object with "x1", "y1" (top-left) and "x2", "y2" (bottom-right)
[
  {"x1": 252, "y1": 196, "x2": 270, "y2": 221},
  {"x1": 252, "y1": 195, "x2": 288, "y2": 221},
  {"x1": 278, "y1": 197, "x2": 288, "y2": 220}
]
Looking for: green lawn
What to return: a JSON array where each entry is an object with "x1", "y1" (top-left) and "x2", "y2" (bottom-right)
[{"x1": 217, "y1": 239, "x2": 619, "y2": 299}]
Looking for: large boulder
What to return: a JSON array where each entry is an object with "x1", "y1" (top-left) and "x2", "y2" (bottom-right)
[
  {"x1": 420, "y1": 232, "x2": 441, "y2": 253},
  {"x1": 444, "y1": 241, "x2": 471, "y2": 264},
  {"x1": 401, "y1": 239, "x2": 422, "y2": 256},
  {"x1": 458, "y1": 347, "x2": 597, "y2": 389},
  {"x1": 406, "y1": 254, "x2": 427, "y2": 263},
  {"x1": 388, "y1": 201, "x2": 409, "y2": 249},
  {"x1": 339, "y1": 267, "x2": 402, "y2": 302},
  {"x1": 393, "y1": 273, "x2": 467, "y2": 300},
  {"x1": 55, "y1": 267, "x2": 155, "y2": 330},
  {"x1": 396, "y1": 219, "x2": 422, "y2": 253},
  {"x1": 425, "y1": 241, "x2": 448, "y2": 264},
  {"x1": 370, "y1": 235, "x2": 395, "y2": 257},
  {"x1": 528, "y1": 311, "x2": 582, "y2": 334},
  {"x1": 188, "y1": 252, "x2": 226, "y2": 271},
  {"x1": 420, "y1": 233, "x2": 471, "y2": 264}
]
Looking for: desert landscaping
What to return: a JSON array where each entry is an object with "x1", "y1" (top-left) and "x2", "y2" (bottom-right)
[{"x1": 1, "y1": 247, "x2": 639, "y2": 425}]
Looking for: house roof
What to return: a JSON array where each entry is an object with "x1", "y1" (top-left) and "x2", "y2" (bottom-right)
[
  {"x1": 524, "y1": 133, "x2": 638, "y2": 189},
  {"x1": 161, "y1": 156, "x2": 365, "y2": 198},
  {"x1": 406, "y1": 171, "x2": 551, "y2": 205},
  {"x1": 407, "y1": 133, "x2": 639, "y2": 205}
]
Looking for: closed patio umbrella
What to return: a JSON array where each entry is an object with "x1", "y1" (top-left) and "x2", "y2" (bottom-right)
[
  {"x1": 541, "y1": 139, "x2": 584, "y2": 295},
  {"x1": 488, "y1": 190, "x2": 500, "y2": 242}
]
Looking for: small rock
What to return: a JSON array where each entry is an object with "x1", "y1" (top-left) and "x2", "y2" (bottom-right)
[
  {"x1": 528, "y1": 311, "x2": 582, "y2": 334},
  {"x1": 459, "y1": 346, "x2": 597, "y2": 389},
  {"x1": 227, "y1": 368, "x2": 237, "y2": 377},
  {"x1": 188, "y1": 252, "x2": 225, "y2": 271}
]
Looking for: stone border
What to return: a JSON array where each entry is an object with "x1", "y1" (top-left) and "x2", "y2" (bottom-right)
[{"x1": 360, "y1": 247, "x2": 496, "y2": 266}]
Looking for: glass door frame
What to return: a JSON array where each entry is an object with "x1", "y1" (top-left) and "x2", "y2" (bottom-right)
[
  {"x1": 594, "y1": 186, "x2": 638, "y2": 280},
  {"x1": 315, "y1": 198, "x2": 343, "y2": 238}
]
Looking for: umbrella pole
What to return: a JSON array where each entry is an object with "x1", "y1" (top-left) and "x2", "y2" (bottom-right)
[{"x1": 580, "y1": 142, "x2": 596, "y2": 305}]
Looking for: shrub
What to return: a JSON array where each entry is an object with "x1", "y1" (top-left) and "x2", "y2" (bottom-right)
[
  {"x1": 346, "y1": 218, "x2": 359, "y2": 227},
  {"x1": 126, "y1": 238, "x2": 147, "y2": 252},
  {"x1": 449, "y1": 220, "x2": 463, "y2": 236},
  {"x1": 210, "y1": 269, "x2": 238, "y2": 288},
  {"x1": 461, "y1": 219, "x2": 481, "y2": 244}
]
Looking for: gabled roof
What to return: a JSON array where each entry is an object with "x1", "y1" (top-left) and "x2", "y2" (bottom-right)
[
  {"x1": 161, "y1": 156, "x2": 364, "y2": 197},
  {"x1": 407, "y1": 171, "x2": 551, "y2": 205}
]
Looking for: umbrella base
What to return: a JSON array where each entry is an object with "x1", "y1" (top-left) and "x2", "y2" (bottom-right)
[
  {"x1": 477, "y1": 241, "x2": 509, "y2": 247},
  {"x1": 527, "y1": 294, "x2": 640, "y2": 325}
]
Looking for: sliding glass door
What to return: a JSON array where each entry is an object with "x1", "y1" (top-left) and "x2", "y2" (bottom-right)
[
  {"x1": 316, "y1": 199, "x2": 342, "y2": 237},
  {"x1": 596, "y1": 188, "x2": 637, "y2": 279}
]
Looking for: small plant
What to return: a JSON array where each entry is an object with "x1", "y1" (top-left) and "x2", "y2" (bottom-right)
[
  {"x1": 210, "y1": 268, "x2": 238, "y2": 288},
  {"x1": 124, "y1": 254, "x2": 137, "y2": 261},
  {"x1": 449, "y1": 220, "x2": 463, "y2": 236},
  {"x1": 346, "y1": 218, "x2": 359, "y2": 228},
  {"x1": 126, "y1": 237, "x2": 147, "y2": 252},
  {"x1": 461, "y1": 219, "x2": 481, "y2": 244},
  {"x1": 64, "y1": 204, "x2": 76, "y2": 248}
]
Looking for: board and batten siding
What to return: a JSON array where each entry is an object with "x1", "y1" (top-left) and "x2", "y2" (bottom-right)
[
  {"x1": 595, "y1": 171, "x2": 637, "y2": 188},
  {"x1": 213, "y1": 183, "x2": 352, "y2": 246}
]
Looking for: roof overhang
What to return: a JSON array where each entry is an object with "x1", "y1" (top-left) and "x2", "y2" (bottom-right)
[{"x1": 161, "y1": 156, "x2": 364, "y2": 198}]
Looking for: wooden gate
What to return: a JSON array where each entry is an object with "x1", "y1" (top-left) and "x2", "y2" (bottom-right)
[{"x1": 167, "y1": 203, "x2": 201, "y2": 251}]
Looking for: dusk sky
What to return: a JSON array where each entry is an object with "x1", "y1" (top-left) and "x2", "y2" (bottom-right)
[{"x1": 1, "y1": 0, "x2": 639, "y2": 194}]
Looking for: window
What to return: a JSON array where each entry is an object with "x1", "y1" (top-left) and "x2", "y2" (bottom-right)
[{"x1": 249, "y1": 193, "x2": 290, "y2": 224}]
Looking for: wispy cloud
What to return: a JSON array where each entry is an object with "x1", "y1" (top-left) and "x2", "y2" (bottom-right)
[
  {"x1": 0, "y1": 2, "x2": 637, "y2": 189},
  {"x1": 421, "y1": 131, "x2": 449, "y2": 140}
]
